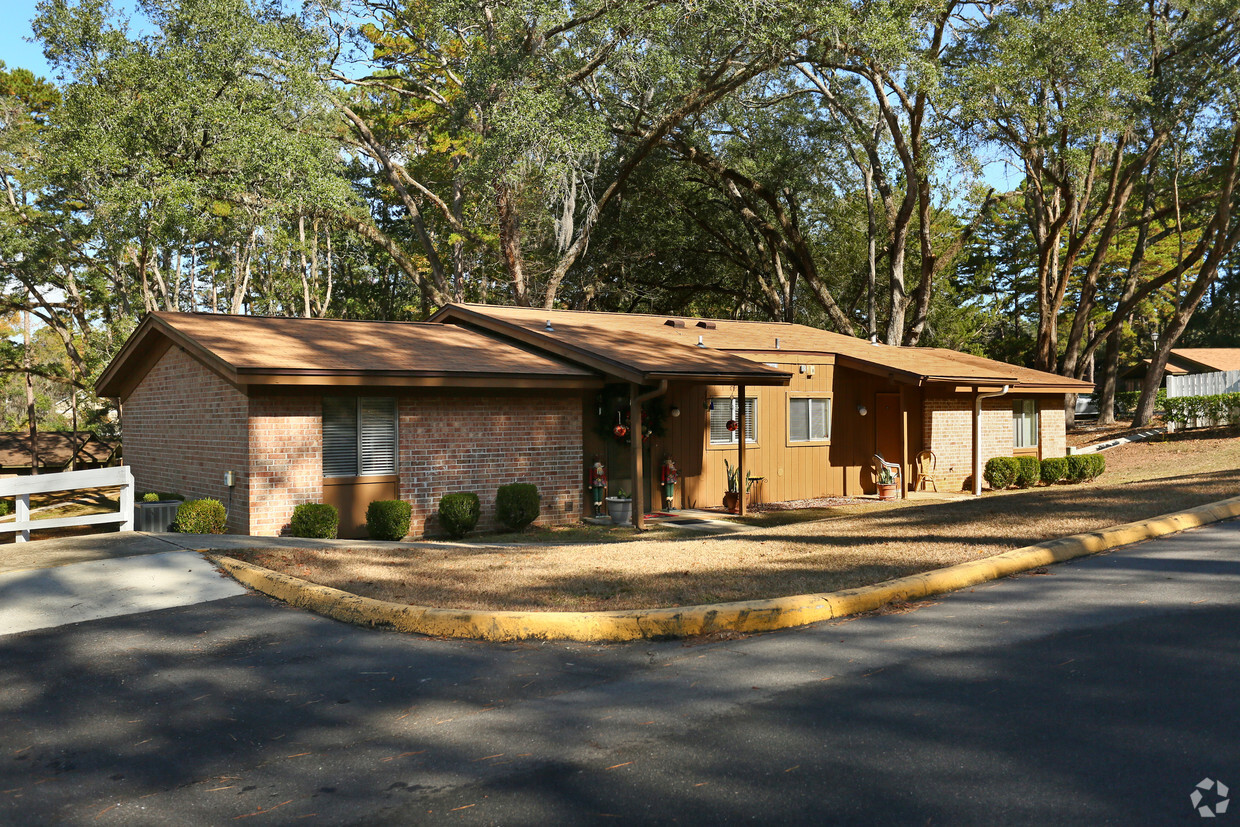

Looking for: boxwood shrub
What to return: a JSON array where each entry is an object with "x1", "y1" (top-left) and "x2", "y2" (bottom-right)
[
  {"x1": 1087, "y1": 453, "x2": 1106, "y2": 480},
  {"x1": 983, "y1": 456, "x2": 1019, "y2": 490},
  {"x1": 496, "y1": 483, "x2": 540, "y2": 531},
  {"x1": 438, "y1": 492, "x2": 481, "y2": 539},
  {"x1": 1065, "y1": 454, "x2": 1092, "y2": 483},
  {"x1": 1039, "y1": 457, "x2": 1067, "y2": 485},
  {"x1": 173, "y1": 498, "x2": 227, "y2": 534},
  {"x1": 290, "y1": 503, "x2": 339, "y2": 539},
  {"x1": 1013, "y1": 456, "x2": 1041, "y2": 488},
  {"x1": 367, "y1": 499, "x2": 412, "y2": 541}
]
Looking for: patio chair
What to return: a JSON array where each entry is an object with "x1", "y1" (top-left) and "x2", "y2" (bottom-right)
[{"x1": 914, "y1": 449, "x2": 938, "y2": 492}]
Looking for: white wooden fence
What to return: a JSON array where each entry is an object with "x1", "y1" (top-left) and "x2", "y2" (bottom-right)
[
  {"x1": 0, "y1": 466, "x2": 134, "y2": 543},
  {"x1": 1166, "y1": 369, "x2": 1240, "y2": 398}
]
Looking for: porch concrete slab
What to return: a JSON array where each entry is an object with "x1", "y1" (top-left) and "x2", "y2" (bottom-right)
[
  {"x1": 0, "y1": 531, "x2": 185, "y2": 574},
  {"x1": 0, "y1": 550, "x2": 247, "y2": 636}
]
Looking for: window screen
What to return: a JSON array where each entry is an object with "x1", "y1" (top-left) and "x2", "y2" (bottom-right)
[
  {"x1": 789, "y1": 397, "x2": 831, "y2": 442},
  {"x1": 1013, "y1": 399, "x2": 1038, "y2": 448},
  {"x1": 709, "y1": 397, "x2": 757, "y2": 444},
  {"x1": 323, "y1": 397, "x2": 397, "y2": 477}
]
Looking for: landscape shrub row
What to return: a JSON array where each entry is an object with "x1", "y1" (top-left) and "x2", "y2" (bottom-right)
[
  {"x1": 1162, "y1": 392, "x2": 1240, "y2": 428},
  {"x1": 439, "y1": 483, "x2": 542, "y2": 539},
  {"x1": 1114, "y1": 389, "x2": 1166, "y2": 417},
  {"x1": 984, "y1": 454, "x2": 1105, "y2": 491}
]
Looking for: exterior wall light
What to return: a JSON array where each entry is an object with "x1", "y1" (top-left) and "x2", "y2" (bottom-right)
[
  {"x1": 670, "y1": 406, "x2": 681, "y2": 417},
  {"x1": 857, "y1": 404, "x2": 868, "y2": 416}
]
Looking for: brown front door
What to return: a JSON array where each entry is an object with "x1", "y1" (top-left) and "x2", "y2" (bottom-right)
[{"x1": 874, "y1": 392, "x2": 902, "y2": 489}]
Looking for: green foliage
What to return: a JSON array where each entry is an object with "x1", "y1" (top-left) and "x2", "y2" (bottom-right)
[
  {"x1": 289, "y1": 503, "x2": 339, "y2": 539},
  {"x1": 367, "y1": 499, "x2": 412, "y2": 541},
  {"x1": 495, "y1": 483, "x2": 540, "y2": 531},
  {"x1": 1039, "y1": 457, "x2": 1067, "y2": 485},
  {"x1": 0, "y1": 499, "x2": 10, "y2": 516},
  {"x1": 140, "y1": 492, "x2": 184, "y2": 502},
  {"x1": 1163, "y1": 392, "x2": 1240, "y2": 428},
  {"x1": 1065, "y1": 454, "x2": 1092, "y2": 483},
  {"x1": 1116, "y1": 389, "x2": 1167, "y2": 417},
  {"x1": 983, "y1": 456, "x2": 1019, "y2": 490},
  {"x1": 173, "y1": 498, "x2": 227, "y2": 534},
  {"x1": 1013, "y1": 456, "x2": 1041, "y2": 488},
  {"x1": 1089, "y1": 453, "x2": 1106, "y2": 480},
  {"x1": 437, "y1": 493, "x2": 480, "y2": 539},
  {"x1": 142, "y1": 492, "x2": 161, "y2": 503}
]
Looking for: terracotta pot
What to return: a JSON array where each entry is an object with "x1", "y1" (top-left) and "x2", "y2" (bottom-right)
[
  {"x1": 722, "y1": 491, "x2": 740, "y2": 514},
  {"x1": 877, "y1": 482, "x2": 900, "y2": 501}
]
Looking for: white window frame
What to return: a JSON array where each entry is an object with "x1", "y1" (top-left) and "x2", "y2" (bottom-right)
[
  {"x1": 709, "y1": 396, "x2": 757, "y2": 446},
  {"x1": 1013, "y1": 398, "x2": 1039, "y2": 450},
  {"x1": 788, "y1": 395, "x2": 832, "y2": 443},
  {"x1": 323, "y1": 396, "x2": 398, "y2": 478}
]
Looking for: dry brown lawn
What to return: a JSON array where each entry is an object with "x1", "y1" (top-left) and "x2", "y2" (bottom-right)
[{"x1": 227, "y1": 426, "x2": 1240, "y2": 612}]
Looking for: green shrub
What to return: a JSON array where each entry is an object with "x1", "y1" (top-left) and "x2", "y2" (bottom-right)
[
  {"x1": 0, "y1": 499, "x2": 10, "y2": 517},
  {"x1": 1087, "y1": 453, "x2": 1106, "y2": 480},
  {"x1": 495, "y1": 483, "x2": 540, "y2": 531},
  {"x1": 367, "y1": 499, "x2": 412, "y2": 541},
  {"x1": 1039, "y1": 457, "x2": 1067, "y2": 485},
  {"x1": 139, "y1": 492, "x2": 184, "y2": 502},
  {"x1": 1065, "y1": 454, "x2": 1092, "y2": 483},
  {"x1": 289, "y1": 503, "x2": 339, "y2": 539},
  {"x1": 1013, "y1": 456, "x2": 1041, "y2": 488},
  {"x1": 142, "y1": 492, "x2": 161, "y2": 503},
  {"x1": 173, "y1": 498, "x2": 227, "y2": 534},
  {"x1": 983, "y1": 456, "x2": 1019, "y2": 490},
  {"x1": 438, "y1": 493, "x2": 480, "y2": 539}
]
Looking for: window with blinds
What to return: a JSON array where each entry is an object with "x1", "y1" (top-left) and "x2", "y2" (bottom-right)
[
  {"x1": 323, "y1": 397, "x2": 397, "y2": 477},
  {"x1": 708, "y1": 397, "x2": 757, "y2": 444},
  {"x1": 1013, "y1": 398, "x2": 1038, "y2": 448},
  {"x1": 789, "y1": 397, "x2": 831, "y2": 442}
]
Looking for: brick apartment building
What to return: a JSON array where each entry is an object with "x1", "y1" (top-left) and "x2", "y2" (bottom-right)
[{"x1": 97, "y1": 307, "x2": 1090, "y2": 538}]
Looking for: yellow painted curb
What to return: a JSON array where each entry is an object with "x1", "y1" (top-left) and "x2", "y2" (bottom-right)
[{"x1": 211, "y1": 494, "x2": 1240, "y2": 643}]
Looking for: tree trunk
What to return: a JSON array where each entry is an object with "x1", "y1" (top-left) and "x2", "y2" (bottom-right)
[{"x1": 495, "y1": 181, "x2": 528, "y2": 305}]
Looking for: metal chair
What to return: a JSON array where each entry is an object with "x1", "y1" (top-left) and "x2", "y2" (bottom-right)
[{"x1": 914, "y1": 449, "x2": 938, "y2": 492}]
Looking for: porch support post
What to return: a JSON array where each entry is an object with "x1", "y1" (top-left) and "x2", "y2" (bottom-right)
[
  {"x1": 899, "y1": 385, "x2": 909, "y2": 498},
  {"x1": 737, "y1": 383, "x2": 747, "y2": 516},
  {"x1": 630, "y1": 382, "x2": 645, "y2": 530}
]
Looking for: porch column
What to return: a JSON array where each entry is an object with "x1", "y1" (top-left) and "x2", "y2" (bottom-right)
[
  {"x1": 899, "y1": 385, "x2": 909, "y2": 498},
  {"x1": 630, "y1": 382, "x2": 645, "y2": 530},
  {"x1": 737, "y1": 383, "x2": 747, "y2": 516}
]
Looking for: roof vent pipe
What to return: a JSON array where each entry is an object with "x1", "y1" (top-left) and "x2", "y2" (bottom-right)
[
  {"x1": 775, "y1": 337, "x2": 781, "y2": 350},
  {"x1": 697, "y1": 335, "x2": 705, "y2": 348},
  {"x1": 545, "y1": 320, "x2": 554, "y2": 331},
  {"x1": 870, "y1": 334, "x2": 879, "y2": 345}
]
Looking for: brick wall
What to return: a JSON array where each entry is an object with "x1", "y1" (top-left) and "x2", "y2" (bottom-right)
[
  {"x1": 122, "y1": 346, "x2": 251, "y2": 533},
  {"x1": 398, "y1": 395, "x2": 582, "y2": 537},
  {"x1": 248, "y1": 394, "x2": 321, "y2": 536},
  {"x1": 923, "y1": 393, "x2": 1070, "y2": 491}
]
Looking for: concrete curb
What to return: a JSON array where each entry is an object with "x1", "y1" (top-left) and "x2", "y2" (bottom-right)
[{"x1": 210, "y1": 495, "x2": 1240, "y2": 643}]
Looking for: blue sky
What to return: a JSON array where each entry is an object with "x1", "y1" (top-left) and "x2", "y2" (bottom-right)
[{"x1": 2, "y1": 0, "x2": 54, "y2": 79}]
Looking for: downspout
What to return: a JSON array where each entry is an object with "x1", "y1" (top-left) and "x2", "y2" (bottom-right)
[
  {"x1": 973, "y1": 385, "x2": 1010, "y2": 496},
  {"x1": 630, "y1": 380, "x2": 668, "y2": 529}
]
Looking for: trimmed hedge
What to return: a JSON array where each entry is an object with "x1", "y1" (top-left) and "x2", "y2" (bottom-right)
[
  {"x1": 496, "y1": 483, "x2": 540, "y2": 531},
  {"x1": 139, "y1": 492, "x2": 184, "y2": 502},
  {"x1": 438, "y1": 493, "x2": 480, "y2": 539},
  {"x1": 1163, "y1": 391, "x2": 1240, "y2": 428},
  {"x1": 173, "y1": 498, "x2": 227, "y2": 534},
  {"x1": 367, "y1": 499, "x2": 412, "y2": 541},
  {"x1": 1115, "y1": 388, "x2": 1167, "y2": 417},
  {"x1": 1066, "y1": 454, "x2": 1091, "y2": 483},
  {"x1": 1087, "y1": 452, "x2": 1106, "y2": 480},
  {"x1": 290, "y1": 503, "x2": 339, "y2": 539},
  {"x1": 1013, "y1": 456, "x2": 1041, "y2": 488},
  {"x1": 1040, "y1": 456, "x2": 1067, "y2": 485},
  {"x1": 983, "y1": 456, "x2": 1019, "y2": 490}
]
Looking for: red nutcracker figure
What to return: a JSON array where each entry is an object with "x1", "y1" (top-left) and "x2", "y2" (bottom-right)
[
  {"x1": 589, "y1": 459, "x2": 608, "y2": 516},
  {"x1": 660, "y1": 457, "x2": 678, "y2": 510}
]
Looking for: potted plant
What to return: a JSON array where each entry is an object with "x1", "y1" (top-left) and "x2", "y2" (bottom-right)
[
  {"x1": 605, "y1": 489, "x2": 632, "y2": 525},
  {"x1": 722, "y1": 460, "x2": 764, "y2": 514},
  {"x1": 876, "y1": 462, "x2": 900, "y2": 500}
]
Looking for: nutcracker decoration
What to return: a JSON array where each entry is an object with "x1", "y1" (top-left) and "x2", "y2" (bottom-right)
[
  {"x1": 589, "y1": 459, "x2": 608, "y2": 516},
  {"x1": 659, "y1": 457, "x2": 678, "y2": 510}
]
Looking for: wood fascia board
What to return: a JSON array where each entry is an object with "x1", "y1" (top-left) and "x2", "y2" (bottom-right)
[
  {"x1": 834, "y1": 354, "x2": 928, "y2": 384},
  {"x1": 645, "y1": 371, "x2": 790, "y2": 385},
  {"x1": 722, "y1": 349, "x2": 837, "y2": 364},
  {"x1": 97, "y1": 315, "x2": 243, "y2": 399}
]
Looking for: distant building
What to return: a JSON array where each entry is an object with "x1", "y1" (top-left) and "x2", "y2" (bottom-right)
[
  {"x1": 0, "y1": 431, "x2": 120, "y2": 475},
  {"x1": 1120, "y1": 348, "x2": 1240, "y2": 392}
]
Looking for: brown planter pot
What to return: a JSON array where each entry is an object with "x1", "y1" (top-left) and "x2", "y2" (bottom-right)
[
  {"x1": 722, "y1": 492, "x2": 740, "y2": 514},
  {"x1": 877, "y1": 483, "x2": 900, "y2": 501}
]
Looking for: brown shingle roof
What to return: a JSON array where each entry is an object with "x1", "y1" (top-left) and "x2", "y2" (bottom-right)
[
  {"x1": 97, "y1": 313, "x2": 601, "y2": 397},
  {"x1": 0, "y1": 431, "x2": 118, "y2": 470},
  {"x1": 434, "y1": 304, "x2": 1091, "y2": 390},
  {"x1": 1169, "y1": 348, "x2": 1240, "y2": 373}
]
